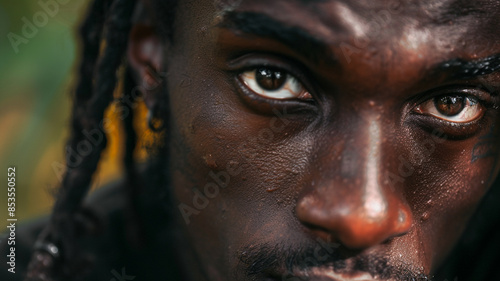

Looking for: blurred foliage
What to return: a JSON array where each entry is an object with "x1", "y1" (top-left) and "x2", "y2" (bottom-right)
[{"x1": 0, "y1": 0, "x2": 148, "y2": 223}]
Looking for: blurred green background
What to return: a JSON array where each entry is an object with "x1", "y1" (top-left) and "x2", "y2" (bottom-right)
[{"x1": 0, "y1": 0, "x2": 127, "y2": 224}]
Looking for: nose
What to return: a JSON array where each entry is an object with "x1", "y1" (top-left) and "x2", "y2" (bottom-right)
[{"x1": 295, "y1": 120, "x2": 412, "y2": 249}]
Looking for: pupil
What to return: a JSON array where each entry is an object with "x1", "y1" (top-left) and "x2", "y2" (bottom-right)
[
  {"x1": 434, "y1": 95, "x2": 465, "y2": 116},
  {"x1": 256, "y1": 68, "x2": 287, "y2": 91}
]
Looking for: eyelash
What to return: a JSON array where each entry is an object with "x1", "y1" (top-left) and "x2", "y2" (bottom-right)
[
  {"x1": 408, "y1": 88, "x2": 497, "y2": 139},
  {"x1": 230, "y1": 55, "x2": 320, "y2": 114},
  {"x1": 232, "y1": 59, "x2": 498, "y2": 137}
]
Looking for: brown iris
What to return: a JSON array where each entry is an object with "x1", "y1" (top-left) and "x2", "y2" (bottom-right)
[
  {"x1": 255, "y1": 68, "x2": 286, "y2": 91},
  {"x1": 434, "y1": 95, "x2": 465, "y2": 116}
]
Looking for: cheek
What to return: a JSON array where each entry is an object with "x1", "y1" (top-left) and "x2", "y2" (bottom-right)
[
  {"x1": 168, "y1": 70, "x2": 316, "y2": 270},
  {"x1": 404, "y1": 131, "x2": 499, "y2": 270},
  {"x1": 170, "y1": 101, "x2": 313, "y2": 223}
]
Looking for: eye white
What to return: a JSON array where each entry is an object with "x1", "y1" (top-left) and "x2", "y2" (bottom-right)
[
  {"x1": 240, "y1": 70, "x2": 306, "y2": 99},
  {"x1": 416, "y1": 96, "x2": 484, "y2": 123}
]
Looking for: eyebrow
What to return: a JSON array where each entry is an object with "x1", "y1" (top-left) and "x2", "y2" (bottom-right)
[
  {"x1": 432, "y1": 0, "x2": 491, "y2": 24},
  {"x1": 217, "y1": 11, "x2": 336, "y2": 65},
  {"x1": 218, "y1": 11, "x2": 500, "y2": 83},
  {"x1": 435, "y1": 54, "x2": 500, "y2": 80}
]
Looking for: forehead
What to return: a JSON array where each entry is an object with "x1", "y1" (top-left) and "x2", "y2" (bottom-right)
[
  {"x1": 236, "y1": 1, "x2": 492, "y2": 34},
  {"x1": 213, "y1": 0, "x2": 499, "y2": 21}
]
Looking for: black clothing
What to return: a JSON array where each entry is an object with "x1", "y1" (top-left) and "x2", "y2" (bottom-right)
[{"x1": 0, "y1": 182, "x2": 180, "y2": 281}]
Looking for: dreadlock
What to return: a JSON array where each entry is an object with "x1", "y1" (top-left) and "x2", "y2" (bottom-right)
[{"x1": 24, "y1": 0, "x2": 177, "y2": 279}]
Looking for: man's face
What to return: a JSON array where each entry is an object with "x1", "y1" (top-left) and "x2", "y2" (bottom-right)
[{"x1": 162, "y1": 0, "x2": 500, "y2": 280}]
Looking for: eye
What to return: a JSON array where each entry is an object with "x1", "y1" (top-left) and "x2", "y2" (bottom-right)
[
  {"x1": 413, "y1": 94, "x2": 485, "y2": 123},
  {"x1": 239, "y1": 68, "x2": 312, "y2": 100}
]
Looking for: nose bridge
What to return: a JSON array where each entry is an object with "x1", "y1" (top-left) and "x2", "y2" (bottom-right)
[
  {"x1": 361, "y1": 119, "x2": 388, "y2": 221},
  {"x1": 338, "y1": 117, "x2": 390, "y2": 222},
  {"x1": 296, "y1": 115, "x2": 412, "y2": 249}
]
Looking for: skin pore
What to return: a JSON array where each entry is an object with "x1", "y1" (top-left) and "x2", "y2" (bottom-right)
[{"x1": 129, "y1": 0, "x2": 500, "y2": 280}]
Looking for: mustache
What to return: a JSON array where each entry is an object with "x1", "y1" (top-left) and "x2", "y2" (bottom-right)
[{"x1": 238, "y1": 241, "x2": 432, "y2": 281}]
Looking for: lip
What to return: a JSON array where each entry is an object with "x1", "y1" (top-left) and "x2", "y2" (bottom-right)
[{"x1": 270, "y1": 267, "x2": 390, "y2": 281}]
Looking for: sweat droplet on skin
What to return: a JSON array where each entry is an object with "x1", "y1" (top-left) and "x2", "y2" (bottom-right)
[
  {"x1": 203, "y1": 154, "x2": 217, "y2": 169},
  {"x1": 267, "y1": 186, "x2": 280, "y2": 192},
  {"x1": 398, "y1": 210, "x2": 406, "y2": 223},
  {"x1": 421, "y1": 212, "x2": 430, "y2": 221}
]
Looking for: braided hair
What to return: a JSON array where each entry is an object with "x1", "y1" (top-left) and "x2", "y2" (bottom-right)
[{"x1": 24, "y1": 0, "x2": 177, "y2": 279}]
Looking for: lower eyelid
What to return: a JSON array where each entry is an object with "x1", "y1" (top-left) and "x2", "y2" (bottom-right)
[{"x1": 409, "y1": 113, "x2": 484, "y2": 140}]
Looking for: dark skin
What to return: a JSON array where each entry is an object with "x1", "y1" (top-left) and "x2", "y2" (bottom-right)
[{"x1": 129, "y1": 0, "x2": 500, "y2": 280}]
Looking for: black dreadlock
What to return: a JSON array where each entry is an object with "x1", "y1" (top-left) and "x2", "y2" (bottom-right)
[{"x1": 24, "y1": 0, "x2": 177, "y2": 280}]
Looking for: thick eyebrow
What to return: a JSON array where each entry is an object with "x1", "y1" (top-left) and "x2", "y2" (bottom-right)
[
  {"x1": 217, "y1": 11, "x2": 335, "y2": 65},
  {"x1": 432, "y1": 0, "x2": 492, "y2": 24},
  {"x1": 218, "y1": 11, "x2": 500, "y2": 83},
  {"x1": 435, "y1": 54, "x2": 500, "y2": 80}
]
